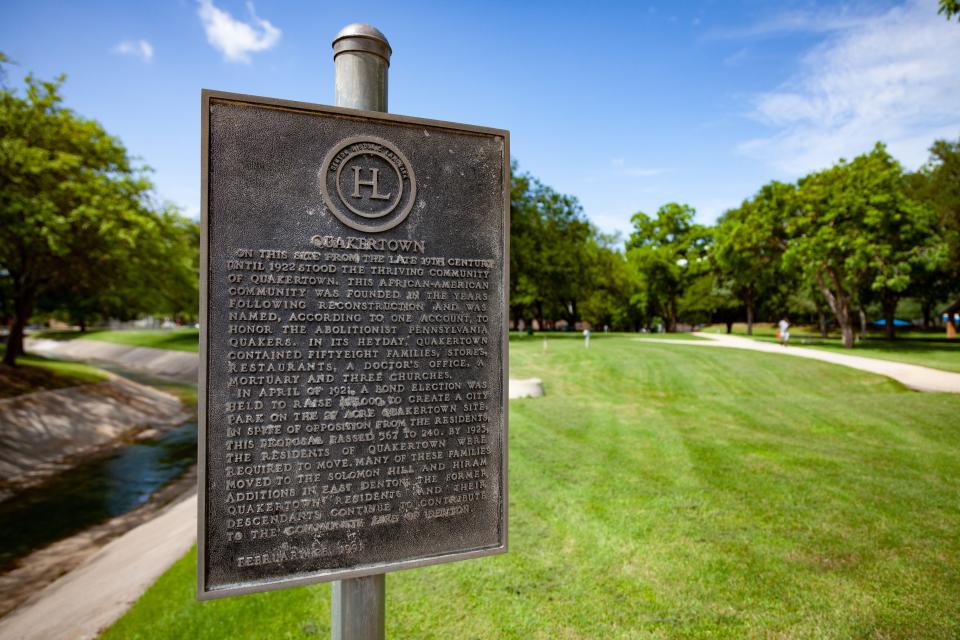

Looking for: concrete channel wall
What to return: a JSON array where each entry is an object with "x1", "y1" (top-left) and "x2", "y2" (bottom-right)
[
  {"x1": 26, "y1": 338, "x2": 198, "y2": 384},
  {"x1": 0, "y1": 377, "x2": 189, "y2": 496},
  {"x1": 24, "y1": 338, "x2": 545, "y2": 397}
]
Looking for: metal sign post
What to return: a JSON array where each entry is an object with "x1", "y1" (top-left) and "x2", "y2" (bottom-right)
[
  {"x1": 197, "y1": 21, "x2": 508, "y2": 637},
  {"x1": 331, "y1": 24, "x2": 391, "y2": 640}
]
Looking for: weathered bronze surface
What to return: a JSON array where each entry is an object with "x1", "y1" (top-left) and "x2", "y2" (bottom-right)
[{"x1": 199, "y1": 90, "x2": 509, "y2": 599}]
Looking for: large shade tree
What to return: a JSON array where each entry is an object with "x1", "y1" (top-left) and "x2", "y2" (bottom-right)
[
  {"x1": 713, "y1": 181, "x2": 795, "y2": 335},
  {"x1": 789, "y1": 144, "x2": 936, "y2": 346},
  {"x1": 902, "y1": 137, "x2": 960, "y2": 327},
  {"x1": 579, "y1": 232, "x2": 643, "y2": 331},
  {"x1": 910, "y1": 138, "x2": 960, "y2": 275},
  {"x1": 0, "y1": 71, "x2": 198, "y2": 365},
  {"x1": 627, "y1": 203, "x2": 710, "y2": 332},
  {"x1": 509, "y1": 165, "x2": 593, "y2": 329}
]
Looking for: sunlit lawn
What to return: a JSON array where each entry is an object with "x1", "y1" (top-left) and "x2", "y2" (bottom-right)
[
  {"x1": 37, "y1": 328, "x2": 200, "y2": 353},
  {"x1": 103, "y1": 336, "x2": 960, "y2": 638},
  {"x1": 512, "y1": 331, "x2": 705, "y2": 342}
]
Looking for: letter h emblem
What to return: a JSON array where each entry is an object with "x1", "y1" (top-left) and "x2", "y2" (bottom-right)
[{"x1": 351, "y1": 164, "x2": 391, "y2": 200}]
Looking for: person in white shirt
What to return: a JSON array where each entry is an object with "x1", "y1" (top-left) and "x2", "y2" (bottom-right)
[{"x1": 778, "y1": 317, "x2": 791, "y2": 346}]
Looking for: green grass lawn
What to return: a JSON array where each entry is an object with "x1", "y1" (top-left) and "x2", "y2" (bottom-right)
[
  {"x1": 512, "y1": 331, "x2": 704, "y2": 342},
  {"x1": 0, "y1": 345, "x2": 108, "y2": 399},
  {"x1": 38, "y1": 328, "x2": 200, "y2": 353},
  {"x1": 103, "y1": 337, "x2": 960, "y2": 639}
]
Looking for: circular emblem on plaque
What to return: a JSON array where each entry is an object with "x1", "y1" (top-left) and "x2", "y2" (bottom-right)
[{"x1": 319, "y1": 136, "x2": 417, "y2": 233}]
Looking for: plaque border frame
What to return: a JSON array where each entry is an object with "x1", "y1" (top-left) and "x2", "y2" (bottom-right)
[{"x1": 198, "y1": 89, "x2": 510, "y2": 600}]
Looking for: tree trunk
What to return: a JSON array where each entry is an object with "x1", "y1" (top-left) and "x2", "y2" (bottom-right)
[
  {"x1": 882, "y1": 298, "x2": 896, "y2": 340},
  {"x1": 665, "y1": 299, "x2": 678, "y2": 333},
  {"x1": 859, "y1": 307, "x2": 867, "y2": 342},
  {"x1": 815, "y1": 270, "x2": 855, "y2": 348},
  {"x1": 746, "y1": 293, "x2": 755, "y2": 336},
  {"x1": 818, "y1": 311, "x2": 828, "y2": 338},
  {"x1": 841, "y1": 323, "x2": 855, "y2": 348},
  {"x1": 725, "y1": 321, "x2": 733, "y2": 334},
  {"x1": 4, "y1": 296, "x2": 32, "y2": 367},
  {"x1": 921, "y1": 303, "x2": 932, "y2": 330}
]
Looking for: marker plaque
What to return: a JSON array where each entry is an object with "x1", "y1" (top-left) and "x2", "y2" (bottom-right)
[{"x1": 199, "y1": 90, "x2": 508, "y2": 599}]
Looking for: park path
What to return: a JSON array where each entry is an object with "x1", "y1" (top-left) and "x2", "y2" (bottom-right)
[
  {"x1": 636, "y1": 332, "x2": 960, "y2": 393},
  {"x1": 0, "y1": 492, "x2": 197, "y2": 640}
]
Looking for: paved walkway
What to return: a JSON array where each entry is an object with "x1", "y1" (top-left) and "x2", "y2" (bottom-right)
[
  {"x1": 0, "y1": 493, "x2": 197, "y2": 640},
  {"x1": 635, "y1": 332, "x2": 960, "y2": 393}
]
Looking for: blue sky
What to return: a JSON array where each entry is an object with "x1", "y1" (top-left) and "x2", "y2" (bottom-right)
[{"x1": 3, "y1": 0, "x2": 958, "y2": 238}]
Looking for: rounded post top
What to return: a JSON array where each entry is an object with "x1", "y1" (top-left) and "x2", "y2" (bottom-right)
[{"x1": 333, "y1": 23, "x2": 392, "y2": 66}]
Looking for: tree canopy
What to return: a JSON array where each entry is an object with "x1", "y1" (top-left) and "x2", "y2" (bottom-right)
[
  {"x1": 0, "y1": 70, "x2": 198, "y2": 365},
  {"x1": 505, "y1": 136, "x2": 959, "y2": 347},
  {"x1": 939, "y1": 0, "x2": 960, "y2": 21},
  {"x1": 713, "y1": 181, "x2": 793, "y2": 335},
  {"x1": 5, "y1": 62, "x2": 952, "y2": 356},
  {"x1": 627, "y1": 203, "x2": 711, "y2": 332},
  {"x1": 787, "y1": 144, "x2": 939, "y2": 346}
]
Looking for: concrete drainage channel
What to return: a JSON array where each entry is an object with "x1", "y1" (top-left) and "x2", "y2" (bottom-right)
[
  {"x1": 26, "y1": 338, "x2": 546, "y2": 398},
  {"x1": 0, "y1": 359, "x2": 198, "y2": 639},
  {"x1": 25, "y1": 339, "x2": 198, "y2": 384}
]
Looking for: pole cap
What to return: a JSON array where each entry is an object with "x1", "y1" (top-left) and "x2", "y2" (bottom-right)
[{"x1": 333, "y1": 23, "x2": 392, "y2": 66}]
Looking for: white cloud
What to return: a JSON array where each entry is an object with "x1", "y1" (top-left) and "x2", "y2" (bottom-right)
[
  {"x1": 717, "y1": 11, "x2": 867, "y2": 39},
  {"x1": 622, "y1": 167, "x2": 666, "y2": 178},
  {"x1": 611, "y1": 158, "x2": 666, "y2": 178},
  {"x1": 723, "y1": 47, "x2": 749, "y2": 67},
  {"x1": 197, "y1": 0, "x2": 281, "y2": 63},
  {"x1": 739, "y1": 0, "x2": 960, "y2": 175},
  {"x1": 113, "y1": 39, "x2": 154, "y2": 63}
]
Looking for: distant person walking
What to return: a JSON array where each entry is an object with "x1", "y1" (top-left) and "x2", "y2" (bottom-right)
[
  {"x1": 583, "y1": 328, "x2": 591, "y2": 348},
  {"x1": 778, "y1": 317, "x2": 791, "y2": 347}
]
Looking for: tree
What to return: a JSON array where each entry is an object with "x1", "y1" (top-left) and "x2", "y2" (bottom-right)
[
  {"x1": 939, "y1": 0, "x2": 960, "y2": 21},
  {"x1": 579, "y1": 232, "x2": 643, "y2": 330},
  {"x1": 627, "y1": 203, "x2": 710, "y2": 332},
  {"x1": 713, "y1": 181, "x2": 794, "y2": 335},
  {"x1": 538, "y1": 192, "x2": 593, "y2": 327},
  {"x1": 509, "y1": 165, "x2": 593, "y2": 329},
  {"x1": 909, "y1": 138, "x2": 960, "y2": 278},
  {"x1": 38, "y1": 209, "x2": 200, "y2": 329},
  {"x1": 508, "y1": 165, "x2": 540, "y2": 329},
  {"x1": 0, "y1": 72, "x2": 198, "y2": 365},
  {"x1": 678, "y1": 271, "x2": 738, "y2": 329},
  {"x1": 789, "y1": 143, "x2": 935, "y2": 347},
  {"x1": 902, "y1": 137, "x2": 960, "y2": 328}
]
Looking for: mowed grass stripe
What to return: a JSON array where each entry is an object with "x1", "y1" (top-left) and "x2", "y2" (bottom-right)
[{"x1": 103, "y1": 337, "x2": 960, "y2": 639}]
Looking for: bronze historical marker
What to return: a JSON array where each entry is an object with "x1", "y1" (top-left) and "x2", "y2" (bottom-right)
[{"x1": 198, "y1": 90, "x2": 509, "y2": 599}]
